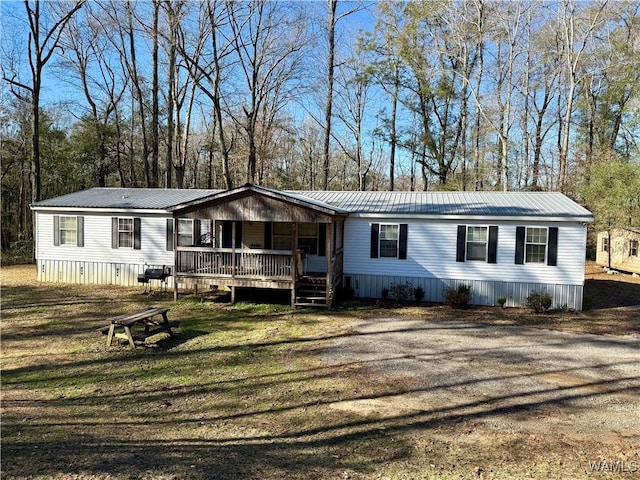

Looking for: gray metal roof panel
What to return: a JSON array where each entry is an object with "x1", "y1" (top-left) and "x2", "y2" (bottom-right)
[
  {"x1": 32, "y1": 187, "x2": 593, "y2": 220},
  {"x1": 32, "y1": 188, "x2": 221, "y2": 210},
  {"x1": 295, "y1": 191, "x2": 593, "y2": 219}
]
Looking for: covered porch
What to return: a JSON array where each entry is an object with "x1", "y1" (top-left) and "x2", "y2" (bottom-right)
[{"x1": 169, "y1": 184, "x2": 346, "y2": 307}]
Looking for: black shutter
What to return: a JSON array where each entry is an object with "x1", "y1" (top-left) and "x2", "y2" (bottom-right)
[
  {"x1": 399, "y1": 223, "x2": 408, "y2": 259},
  {"x1": 547, "y1": 227, "x2": 558, "y2": 266},
  {"x1": 318, "y1": 223, "x2": 326, "y2": 256},
  {"x1": 112, "y1": 217, "x2": 118, "y2": 249},
  {"x1": 222, "y1": 221, "x2": 232, "y2": 248},
  {"x1": 235, "y1": 222, "x2": 242, "y2": 248},
  {"x1": 166, "y1": 219, "x2": 174, "y2": 251},
  {"x1": 487, "y1": 226, "x2": 498, "y2": 263},
  {"x1": 370, "y1": 223, "x2": 379, "y2": 258},
  {"x1": 515, "y1": 226, "x2": 525, "y2": 264},
  {"x1": 77, "y1": 216, "x2": 84, "y2": 247},
  {"x1": 193, "y1": 219, "x2": 201, "y2": 245},
  {"x1": 53, "y1": 215, "x2": 60, "y2": 246},
  {"x1": 456, "y1": 225, "x2": 466, "y2": 262},
  {"x1": 264, "y1": 222, "x2": 272, "y2": 249},
  {"x1": 133, "y1": 218, "x2": 141, "y2": 250}
]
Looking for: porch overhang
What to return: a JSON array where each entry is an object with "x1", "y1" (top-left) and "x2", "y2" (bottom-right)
[{"x1": 168, "y1": 183, "x2": 348, "y2": 222}]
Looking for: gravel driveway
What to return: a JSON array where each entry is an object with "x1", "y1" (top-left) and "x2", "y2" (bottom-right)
[{"x1": 320, "y1": 318, "x2": 640, "y2": 443}]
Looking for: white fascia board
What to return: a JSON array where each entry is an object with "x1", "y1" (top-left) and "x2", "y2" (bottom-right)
[
  {"x1": 350, "y1": 213, "x2": 594, "y2": 223},
  {"x1": 31, "y1": 206, "x2": 172, "y2": 216}
]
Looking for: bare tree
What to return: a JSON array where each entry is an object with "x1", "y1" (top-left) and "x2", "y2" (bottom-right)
[
  {"x1": 2, "y1": 0, "x2": 85, "y2": 202},
  {"x1": 227, "y1": 1, "x2": 307, "y2": 184}
]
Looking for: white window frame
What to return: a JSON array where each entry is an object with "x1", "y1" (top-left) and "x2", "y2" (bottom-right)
[
  {"x1": 118, "y1": 218, "x2": 134, "y2": 249},
  {"x1": 525, "y1": 226, "x2": 548, "y2": 264},
  {"x1": 59, "y1": 216, "x2": 77, "y2": 246},
  {"x1": 379, "y1": 223, "x2": 399, "y2": 258},
  {"x1": 602, "y1": 236, "x2": 609, "y2": 252},
  {"x1": 631, "y1": 239, "x2": 638, "y2": 257},
  {"x1": 466, "y1": 226, "x2": 488, "y2": 261},
  {"x1": 177, "y1": 219, "x2": 194, "y2": 247}
]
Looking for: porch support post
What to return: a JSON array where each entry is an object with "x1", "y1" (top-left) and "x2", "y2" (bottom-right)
[
  {"x1": 231, "y1": 221, "x2": 236, "y2": 280},
  {"x1": 173, "y1": 217, "x2": 179, "y2": 301},
  {"x1": 291, "y1": 223, "x2": 298, "y2": 307},
  {"x1": 326, "y1": 221, "x2": 333, "y2": 306}
]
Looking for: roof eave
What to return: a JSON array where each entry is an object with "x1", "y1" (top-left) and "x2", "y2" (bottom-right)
[
  {"x1": 351, "y1": 212, "x2": 594, "y2": 222},
  {"x1": 31, "y1": 205, "x2": 171, "y2": 215}
]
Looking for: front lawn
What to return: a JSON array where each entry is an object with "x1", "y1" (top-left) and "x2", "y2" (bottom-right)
[{"x1": 2, "y1": 264, "x2": 638, "y2": 479}]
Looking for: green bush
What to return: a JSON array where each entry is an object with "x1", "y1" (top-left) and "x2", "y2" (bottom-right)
[
  {"x1": 443, "y1": 284, "x2": 472, "y2": 308},
  {"x1": 381, "y1": 287, "x2": 389, "y2": 300},
  {"x1": 497, "y1": 296, "x2": 507, "y2": 308},
  {"x1": 526, "y1": 291, "x2": 553, "y2": 313},
  {"x1": 390, "y1": 282, "x2": 413, "y2": 303},
  {"x1": 414, "y1": 285, "x2": 425, "y2": 302}
]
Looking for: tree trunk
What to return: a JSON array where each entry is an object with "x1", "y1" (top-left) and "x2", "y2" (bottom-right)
[{"x1": 322, "y1": 0, "x2": 337, "y2": 190}]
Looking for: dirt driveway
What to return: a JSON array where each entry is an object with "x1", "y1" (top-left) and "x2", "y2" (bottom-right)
[{"x1": 321, "y1": 318, "x2": 640, "y2": 448}]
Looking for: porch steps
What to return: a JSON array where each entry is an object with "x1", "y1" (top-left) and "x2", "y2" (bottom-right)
[{"x1": 295, "y1": 276, "x2": 330, "y2": 307}]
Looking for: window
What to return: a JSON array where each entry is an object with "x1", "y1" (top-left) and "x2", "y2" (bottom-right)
[
  {"x1": 118, "y1": 218, "x2": 134, "y2": 248},
  {"x1": 177, "y1": 219, "x2": 194, "y2": 247},
  {"x1": 525, "y1": 227, "x2": 547, "y2": 263},
  {"x1": 515, "y1": 226, "x2": 557, "y2": 266},
  {"x1": 466, "y1": 226, "x2": 488, "y2": 261},
  {"x1": 380, "y1": 224, "x2": 399, "y2": 258},
  {"x1": 602, "y1": 237, "x2": 609, "y2": 252},
  {"x1": 59, "y1": 216, "x2": 77, "y2": 246},
  {"x1": 298, "y1": 223, "x2": 318, "y2": 254},
  {"x1": 112, "y1": 217, "x2": 140, "y2": 249},
  {"x1": 457, "y1": 225, "x2": 498, "y2": 263},
  {"x1": 54, "y1": 215, "x2": 83, "y2": 247},
  {"x1": 273, "y1": 222, "x2": 292, "y2": 250},
  {"x1": 370, "y1": 223, "x2": 407, "y2": 259},
  {"x1": 631, "y1": 240, "x2": 638, "y2": 257}
]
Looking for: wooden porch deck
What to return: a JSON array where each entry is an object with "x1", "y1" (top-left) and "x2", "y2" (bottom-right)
[{"x1": 174, "y1": 247, "x2": 333, "y2": 307}]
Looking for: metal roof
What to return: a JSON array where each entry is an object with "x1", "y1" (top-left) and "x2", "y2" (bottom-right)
[
  {"x1": 32, "y1": 188, "x2": 222, "y2": 211},
  {"x1": 32, "y1": 187, "x2": 593, "y2": 221},
  {"x1": 293, "y1": 190, "x2": 594, "y2": 220}
]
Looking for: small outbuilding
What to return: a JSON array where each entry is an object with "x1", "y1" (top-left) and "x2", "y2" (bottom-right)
[
  {"x1": 596, "y1": 228, "x2": 640, "y2": 274},
  {"x1": 31, "y1": 184, "x2": 594, "y2": 309}
]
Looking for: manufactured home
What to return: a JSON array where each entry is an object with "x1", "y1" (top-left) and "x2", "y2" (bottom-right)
[
  {"x1": 596, "y1": 228, "x2": 640, "y2": 274},
  {"x1": 31, "y1": 184, "x2": 594, "y2": 309}
]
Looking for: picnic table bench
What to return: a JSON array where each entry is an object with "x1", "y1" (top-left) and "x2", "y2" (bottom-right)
[{"x1": 98, "y1": 306, "x2": 179, "y2": 348}]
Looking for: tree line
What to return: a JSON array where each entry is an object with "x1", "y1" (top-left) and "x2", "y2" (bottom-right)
[{"x1": 2, "y1": 0, "x2": 639, "y2": 251}]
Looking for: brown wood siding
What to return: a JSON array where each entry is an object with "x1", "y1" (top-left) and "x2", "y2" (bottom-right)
[{"x1": 182, "y1": 193, "x2": 334, "y2": 223}]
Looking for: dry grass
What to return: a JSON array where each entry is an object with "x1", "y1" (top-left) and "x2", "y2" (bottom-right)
[{"x1": 1, "y1": 264, "x2": 638, "y2": 479}]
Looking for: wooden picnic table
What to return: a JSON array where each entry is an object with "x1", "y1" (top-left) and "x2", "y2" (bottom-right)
[{"x1": 99, "y1": 306, "x2": 179, "y2": 349}]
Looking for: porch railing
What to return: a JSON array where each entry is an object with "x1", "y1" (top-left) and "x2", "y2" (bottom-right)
[{"x1": 176, "y1": 247, "x2": 299, "y2": 280}]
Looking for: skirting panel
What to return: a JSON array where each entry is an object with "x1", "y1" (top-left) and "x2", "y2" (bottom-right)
[
  {"x1": 345, "y1": 274, "x2": 584, "y2": 311},
  {"x1": 36, "y1": 260, "x2": 175, "y2": 288}
]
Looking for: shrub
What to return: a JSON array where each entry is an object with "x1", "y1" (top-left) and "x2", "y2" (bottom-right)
[
  {"x1": 526, "y1": 291, "x2": 553, "y2": 313},
  {"x1": 381, "y1": 287, "x2": 389, "y2": 300},
  {"x1": 390, "y1": 282, "x2": 413, "y2": 303},
  {"x1": 444, "y1": 284, "x2": 472, "y2": 308},
  {"x1": 414, "y1": 285, "x2": 425, "y2": 302},
  {"x1": 497, "y1": 296, "x2": 507, "y2": 308}
]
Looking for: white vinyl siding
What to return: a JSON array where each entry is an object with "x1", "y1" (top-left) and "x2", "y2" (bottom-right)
[
  {"x1": 344, "y1": 217, "x2": 587, "y2": 286},
  {"x1": 36, "y1": 212, "x2": 174, "y2": 268}
]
